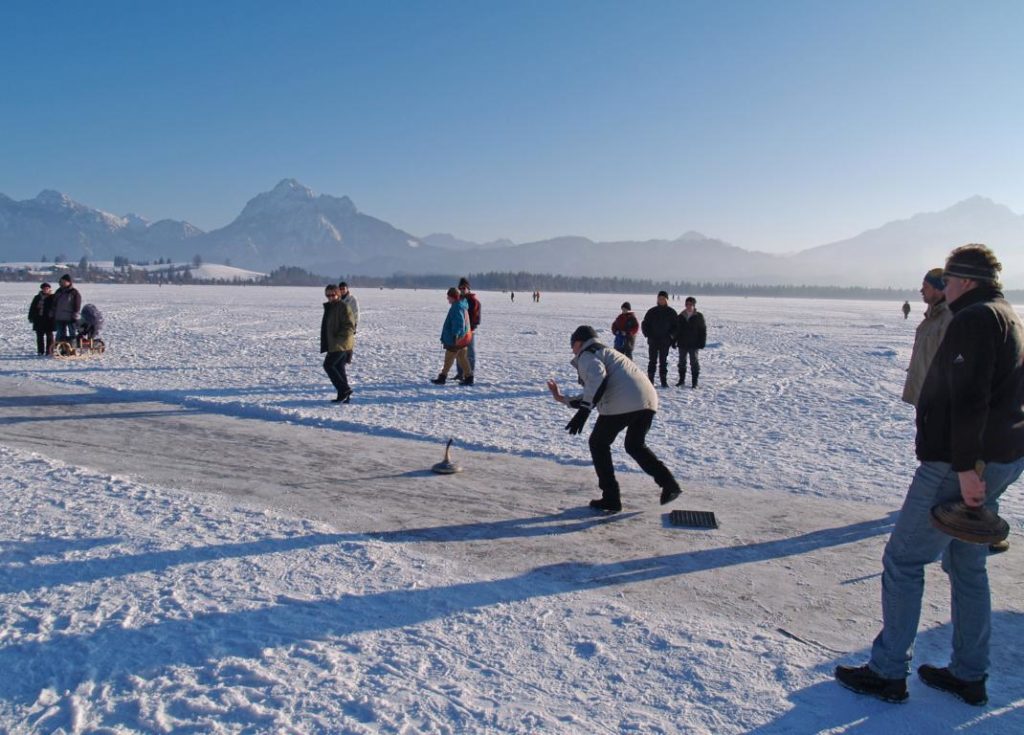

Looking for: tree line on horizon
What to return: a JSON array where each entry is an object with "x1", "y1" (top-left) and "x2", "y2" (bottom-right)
[{"x1": 4, "y1": 262, "x2": 1022, "y2": 302}]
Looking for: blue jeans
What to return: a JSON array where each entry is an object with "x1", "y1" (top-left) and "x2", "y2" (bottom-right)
[
  {"x1": 455, "y1": 331, "x2": 476, "y2": 378},
  {"x1": 870, "y1": 458, "x2": 1024, "y2": 680},
  {"x1": 56, "y1": 320, "x2": 76, "y2": 342}
]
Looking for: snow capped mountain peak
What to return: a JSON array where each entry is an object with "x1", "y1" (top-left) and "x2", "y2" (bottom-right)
[
  {"x1": 34, "y1": 189, "x2": 77, "y2": 208},
  {"x1": 271, "y1": 178, "x2": 315, "y2": 200},
  {"x1": 676, "y1": 230, "x2": 710, "y2": 242},
  {"x1": 124, "y1": 213, "x2": 151, "y2": 230}
]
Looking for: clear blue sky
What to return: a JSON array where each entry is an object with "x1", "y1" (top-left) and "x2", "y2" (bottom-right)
[{"x1": 2, "y1": 0, "x2": 1022, "y2": 252}]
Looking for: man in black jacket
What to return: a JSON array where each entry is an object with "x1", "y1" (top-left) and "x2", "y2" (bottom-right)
[
  {"x1": 28, "y1": 282, "x2": 55, "y2": 355},
  {"x1": 836, "y1": 244, "x2": 1024, "y2": 707},
  {"x1": 674, "y1": 296, "x2": 707, "y2": 388},
  {"x1": 641, "y1": 291, "x2": 677, "y2": 387}
]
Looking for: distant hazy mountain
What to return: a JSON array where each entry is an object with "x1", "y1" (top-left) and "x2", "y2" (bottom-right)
[
  {"x1": 790, "y1": 197, "x2": 1024, "y2": 287},
  {"x1": 2, "y1": 181, "x2": 1021, "y2": 287},
  {"x1": 199, "y1": 179, "x2": 440, "y2": 274},
  {"x1": 0, "y1": 190, "x2": 202, "y2": 262}
]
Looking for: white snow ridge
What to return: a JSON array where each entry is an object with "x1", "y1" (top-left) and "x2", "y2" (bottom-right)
[{"x1": 0, "y1": 283, "x2": 1021, "y2": 734}]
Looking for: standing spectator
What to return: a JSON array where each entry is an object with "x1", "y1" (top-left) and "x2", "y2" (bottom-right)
[
  {"x1": 611, "y1": 302, "x2": 639, "y2": 359},
  {"x1": 641, "y1": 291, "x2": 677, "y2": 387},
  {"x1": 455, "y1": 277, "x2": 481, "y2": 383},
  {"x1": 432, "y1": 287, "x2": 474, "y2": 385},
  {"x1": 28, "y1": 282, "x2": 55, "y2": 355},
  {"x1": 674, "y1": 296, "x2": 707, "y2": 388},
  {"x1": 338, "y1": 281, "x2": 359, "y2": 330},
  {"x1": 835, "y1": 244, "x2": 1024, "y2": 706},
  {"x1": 901, "y1": 268, "x2": 952, "y2": 406},
  {"x1": 546, "y1": 325, "x2": 681, "y2": 513},
  {"x1": 51, "y1": 274, "x2": 81, "y2": 344},
  {"x1": 902, "y1": 300, "x2": 911, "y2": 319},
  {"x1": 320, "y1": 284, "x2": 355, "y2": 403}
]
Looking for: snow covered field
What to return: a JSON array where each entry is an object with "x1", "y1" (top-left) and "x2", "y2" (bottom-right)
[{"x1": 0, "y1": 283, "x2": 1021, "y2": 733}]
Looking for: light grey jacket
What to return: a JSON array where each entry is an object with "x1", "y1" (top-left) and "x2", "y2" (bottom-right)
[
  {"x1": 569, "y1": 339, "x2": 658, "y2": 415},
  {"x1": 342, "y1": 293, "x2": 359, "y2": 328},
  {"x1": 902, "y1": 299, "x2": 952, "y2": 406}
]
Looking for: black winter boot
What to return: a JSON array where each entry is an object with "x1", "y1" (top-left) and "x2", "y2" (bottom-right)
[
  {"x1": 918, "y1": 665, "x2": 987, "y2": 706},
  {"x1": 589, "y1": 497, "x2": 622, "y2": 513},
  {"x1": 835, "y1": 664, "x2": 908, "y2": 703},
  {"x1": 460, "y1": 375, "x2": 474, "y2": 386},
  {"x1": 430, "y1": 373, "x2": 447, "y2": 385}
]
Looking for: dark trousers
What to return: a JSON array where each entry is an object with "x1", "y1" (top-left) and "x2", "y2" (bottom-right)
[
  {"x1": 323, "y1": 350, "x2": 352, "y2": 395},
  {"x1": 647, "y1": 338, "x2": 672, "y2": 385},
  {"x1": 678, "y1": 348, "x2": 700, "y2": 386},
  {"x1": 35, "y1": 330, "x2": 54, "y2": 355},
  {"x1": 588, "y1": 409, "x2": 679, "y2": 501}
]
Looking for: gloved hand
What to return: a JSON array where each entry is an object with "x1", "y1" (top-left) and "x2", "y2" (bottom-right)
[{"x1": 565, "y1": 407, "x2": 591, "y2": 435}]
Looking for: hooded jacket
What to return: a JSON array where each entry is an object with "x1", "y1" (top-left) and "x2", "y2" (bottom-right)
[
  {"x1": 569, "y1": 338, "x2": 658, "y2": 416},
  {"x1": 440, "y1": 298, "x2": 471, "y2": 347},
  {"x1": 915, "y1": 285, "x2": 1024, "y2": 470}
]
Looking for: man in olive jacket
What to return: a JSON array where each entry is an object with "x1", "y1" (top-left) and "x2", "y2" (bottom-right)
[
  {"x1": 320, "y1": 284, "x2": 356, "y2": 403},
  {"x1": 836, "y1": 244, "x2": 1024, "y2": 707}
]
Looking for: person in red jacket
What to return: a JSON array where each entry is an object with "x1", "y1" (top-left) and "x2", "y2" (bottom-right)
[
  {"x1": 611, "y1": 302, "x2": 639, "y2": 359},
  {"x1": 455, "y1": 277, "x2": 481, "y2": 384}
]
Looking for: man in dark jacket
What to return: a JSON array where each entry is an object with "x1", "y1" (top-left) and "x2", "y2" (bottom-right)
[
  {"x1": 320, "y1": 284, "x2": 356, "y2": 403},
  {"x1": 28, "y1": 282, "x2": 55, "y2": 355},
  {"x1": 455, "y1": 277, "x2": 481, "y2": 383},
  {"x1": 674, "y1": 296, "x2": 707, "y2": 388},
  {"x1": 836, "y1": 244, "x2": 1024, "y2": 707},
  {"x1": 641, "y1": 291, "x2": 677, "y2": 387},
  {"x1": 51, "y1": 274, "x2": 81, "y2": 344}
]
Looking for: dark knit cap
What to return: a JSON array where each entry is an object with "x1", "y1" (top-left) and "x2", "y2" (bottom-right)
[
  {"x1": 944, "y1": 246, "x2": 1001, "y2": 282},
  {"x1": 657, "y1": 290, "x2": 669, "y2": 299},
  {"x1": 922, "y1": 268, "x2": 945, "y2": 291},
  {"x1": 570, "y1": 325, "x2": 598, "y2": 345},
  {"x1": 621, "y1": 301, "x2": 631, "y2": 310},
  {"x1": 458, "y1": 277, "x2": 470, "y2": 288},
  {"x1": 40, "y1": 282, "x2": 51, "y2": 290}
]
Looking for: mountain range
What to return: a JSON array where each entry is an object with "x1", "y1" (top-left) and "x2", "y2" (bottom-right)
[{"x1": 2, "y1": 180, "x2": 1021, "y2": 288}]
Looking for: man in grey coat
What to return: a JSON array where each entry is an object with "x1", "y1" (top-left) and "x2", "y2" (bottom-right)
[
  {"x1": 547, "y1": 325, "x2": 682, "y2": 513},
  {"x1": 902, "y1": 268, "x2": 952, "y2": 406}
]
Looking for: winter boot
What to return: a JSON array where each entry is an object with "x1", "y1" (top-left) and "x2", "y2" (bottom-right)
[
  {"x1": 660, "y1": 486, "x2": 681, "y2": 505},
  {"x1": 460, "y1": 375, "x2": 474, "y2": 386},
  {"x1": 430, "y1": 373, "x2": 447, "y2": 385},
  {"x1": 834, "y1": 664, "x2": 908, "y2": 703},
  {"x1": 589, "y1": 497, "x2": 622, "y2": 513},
  {"x1": 917, "y1": 665, "x2": 987, "y2": 706}
]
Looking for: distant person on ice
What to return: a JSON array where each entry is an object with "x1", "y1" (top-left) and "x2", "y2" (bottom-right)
[
  {"x1": 27, "y1": 282, "x2": 55, "y2": 356},
  {"x1": 431, "y1": 287, "x2": 474, "y2": 386},
  {"x1": 901, "y1": 300, "x2": 911, "y2": 319},
  {"x1": 455, "y1": 277, "x2": 481, "y2": 384},
  {"x1": 52, "y1": 274, "x2": 81, "y2": 344},
  {"x1": 641, "y1": 290, "x2": 677, "y2": 387},
  {"x1": 546, "y1": 325, "x2": 681, "y2": 513},
  {"x1": 901, "y1": 268, "x2": 952, "y2": 407},
  {"x1": 610, "y1": 302, "x2": 639, "y2": 360},
  {"x1": 835, "y1": 244, "x2": 1024, "y2": 707},
  {"x1": 674, "y1": 296, "x2": 707, "y2": 388},
  {"x1": 320, "y1": 284, "x2": 355, "y2": 403}
]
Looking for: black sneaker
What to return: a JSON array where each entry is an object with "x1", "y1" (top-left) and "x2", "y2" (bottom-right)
[
  {"x1": 835, "y1": 664, "x2": 908, "y2": 703},
  {"x1": 660, "y1": 487, "x2": 681, "y2": 505},
  {"x1": 589, "y1": 498, "x2": 622, "y2": 513},
  {"x1": 918, "y1": 665, "x2": 987, "y2": 706}
]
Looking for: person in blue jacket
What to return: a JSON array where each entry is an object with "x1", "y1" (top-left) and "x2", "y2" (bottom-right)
[{"x1": 431, "y1": 287, "x2": 474, "y2": 385}]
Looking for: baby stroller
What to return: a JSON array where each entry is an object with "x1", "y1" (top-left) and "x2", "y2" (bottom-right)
[{"x1": 54, "y1": 303, "x2": 106, "y2": 358}]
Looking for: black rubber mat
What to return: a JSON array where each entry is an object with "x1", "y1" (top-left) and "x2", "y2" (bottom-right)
[{"x1": 669, "y1": 509, "x2": 718, "y2": 529}]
